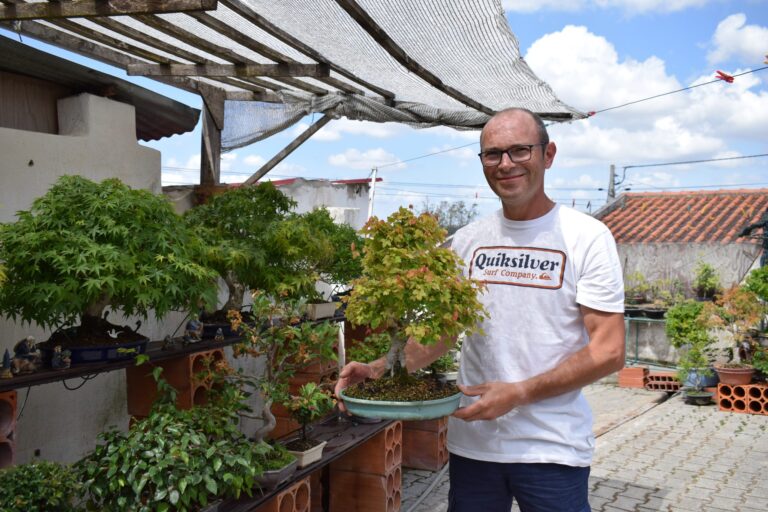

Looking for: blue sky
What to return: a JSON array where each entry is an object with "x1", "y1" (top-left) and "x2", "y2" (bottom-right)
[{"x1": 2, "y1": 0, "x2": 767, "y2": 220}]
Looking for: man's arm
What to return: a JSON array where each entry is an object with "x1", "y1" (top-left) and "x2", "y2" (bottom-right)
[{"x1": 453, "y1": 306, "x2": 625, "y2": 421}]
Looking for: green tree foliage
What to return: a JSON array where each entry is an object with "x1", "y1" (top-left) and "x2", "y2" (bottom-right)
[
  {"x1": 344, "y1": 207, "x2": 487, "y2": 376},
  {"x1": 285, "y1": 382, "x2": 336, "y2": 444},
  {"x1": 0, "y1": 461, "x2": 82, "y2": 512},
  {"x1": 665, "y1": 299, "x2": 713, "y2": 349},
  {"x1": 0, "y1": 175, "x2": 218, "y2": 329},
  {"x1": 419, "y1": 200, "x2": 478, "y2": 236}
]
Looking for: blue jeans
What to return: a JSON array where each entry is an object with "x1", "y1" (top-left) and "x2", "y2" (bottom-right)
[{"x1": 447, "y1": 453, "x2": 591, "y2": 512}]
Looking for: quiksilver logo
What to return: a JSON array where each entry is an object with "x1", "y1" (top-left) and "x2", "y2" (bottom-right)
[{"x1": 469, "y1": 246, "x2": 566, "y2": 289}]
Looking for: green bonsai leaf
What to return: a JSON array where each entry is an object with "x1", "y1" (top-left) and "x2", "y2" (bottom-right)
[
  {"x1": 344, "y1": 207, "x2": 487, "y2": 376},
  {"x1": 0, "y1": 175, "x2": 218, "y2": 329}
]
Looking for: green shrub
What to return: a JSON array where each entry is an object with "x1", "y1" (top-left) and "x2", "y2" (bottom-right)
[
  {"x1": 0, "y1": 460, "x2": 81, "y2": 512},
  {"x1": 665, "y1": 299, "x2": 712, "y2": 349}
]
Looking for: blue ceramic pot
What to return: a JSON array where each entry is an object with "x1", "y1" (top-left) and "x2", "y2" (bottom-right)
[{"x1": 339, "y1": 390, "x2": 462, "y2": 420}]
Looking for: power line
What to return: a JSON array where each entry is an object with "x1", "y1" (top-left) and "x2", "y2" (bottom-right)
[
  {"x1": 377, "y1": 141, "x2": 479, "y2": 169},
  {"x1": 622, "y1": 153, "x2": 768, "y2": 170}
]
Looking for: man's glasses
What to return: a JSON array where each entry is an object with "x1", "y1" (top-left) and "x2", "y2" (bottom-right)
[{"x1": 478, "y1": 143, "x2": 547, "y2": 166}]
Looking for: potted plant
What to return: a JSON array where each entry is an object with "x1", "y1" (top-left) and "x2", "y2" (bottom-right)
[
  {"x1": 283, "y1": 382, "x2": 336, "y2": 468},
  {"x1": 624, "y1": 271, "x2": 650, "y2": 317},
  {"x1": 665, "y1": 299, "x2": 718, "y2": 389},
  {"x1": 229, "y1": 293, "x2": 338, "y2": 441},
  {"x1": 184, "y1": 183, "x2": 312, "y2": 336},
  {"x1": 693, "y1": 261, "x2": 721, "y2": 301},
  {"x1": 0, "y1": 176, "x2": 218, "y2": 364},
  {"x1": 254, "y1": 442, "x2": 298, "y2": 490},
  {"x1": 745, "y1": 266, "x2": 768, "y2": 347},
  {"x1": 676, "y1": 340, "x2": 715, "y2": 405},
  {"x1": 76, "y1": 359, "x2": 269, "y2": 511},
  {"x1": 296, "y1": 208, "x2": 364, "y2": 320},
  {"x1": 709, "y1": 285, "x2": 762, "y2": 385},
  {"x1": 340, "y1": 207, "x2": 487, "y2": 420},
  {"x1": 0, "y1": 460, "x2": 82, "y2": 512}
]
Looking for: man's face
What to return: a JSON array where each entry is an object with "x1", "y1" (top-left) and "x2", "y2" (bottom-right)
[{"x1": 480, "y1": 111, "x2": 556, "y2": 219}]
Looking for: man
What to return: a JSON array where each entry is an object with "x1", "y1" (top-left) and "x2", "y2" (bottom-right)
[{"x1": 336, "y1": 108, "x2": 625, "y2": 512}]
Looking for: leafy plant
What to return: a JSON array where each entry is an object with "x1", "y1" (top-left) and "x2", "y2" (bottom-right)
[
  {"x1": 183, "y1": 183, "x2": 299, "y2": 313},
  {"x1": 0, "y1": 460, "x2": 82, "y2": 512},
  {"x1": 676, "y1": 342, "x2": 714, "y2": 392},
  {"x1": 344, "y1": 207, "x2": 486, "y2": 379},
  {"x1": 693, "y1": 261, "x2": 721, "y2": 300},
  {"x1": 284, "y1": 382, "x2": 335, "y2": 446},
  {"x1": 259, "y1": 442, "x2": 296, "y2": 471},
  {"x1": 710, "y1": 286, "x2": 762, "y2": 343},
  {"x1": 76, "y1": 360, "x2": 269, "y2": 512},
  {"x1": 665, "y1": 299, "x2": 713, "y2": 349},
  {"x1": 745, "y1": 266, "x2": 768, "y2": 303},
  {"x1": 624, "y1": 271, "x2": 650, "y2": 304},
  {"x1": 229, "y1": 293, "x2": 338, "y2": 440},
  {"x1": 0, "y1": 175, "x2": 218, "y2": 330}
]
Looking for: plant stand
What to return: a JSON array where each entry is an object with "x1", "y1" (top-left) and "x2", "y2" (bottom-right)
[
  {"x1": 125, "y1": 348, "x2": 225, "y2": 418},
  {"x1": 717, "y1": 382, "x2": 768, "y2": 415},
  {"x1": 251, "y1": 475, "x2": 311, "y2": 512},
  {"x1": 330, "y1": 421, "x2": 402, "y2": 512},
  {"x1": 402, "y1": 416, "x2": 449, "y2": 471}
]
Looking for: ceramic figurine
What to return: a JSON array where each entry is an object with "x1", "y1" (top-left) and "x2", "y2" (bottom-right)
[
  {"x1": 12, "y1": 336, "x2": 42, "y2": 375},
  {"x1": 162, "y1": 335, "x2": 177, "y2": 350},
  {"x1": 51, "y1": 345, "x2": 71, "y2": 370},
  {"x1": 214, "y1": 327, "x2": 225, "y2": 343},
  {"x1": 183, "y1": 318, "x2": 203, "y2": 344},
  {"x1": 1, "y1": 349, "x2": 12, "y2": 379}
]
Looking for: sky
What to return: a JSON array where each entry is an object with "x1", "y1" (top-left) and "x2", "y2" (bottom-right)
[{"x1": 2, "y1": 0, "x2": 767, "y2": 220}]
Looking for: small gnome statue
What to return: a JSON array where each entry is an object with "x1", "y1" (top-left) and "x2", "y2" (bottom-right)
[
  {"x1": 214, "y1": 327, "x2": 225, "y2": 343},
  {"x1": 51, "y1": 345, "x2": 72, "y2": 370},
  {"x1": 183, "y1": 318, "x2": 204, "y2": 345},
  {"x1": 1, "y1": 350, "x2": 12, "y2": 379}
]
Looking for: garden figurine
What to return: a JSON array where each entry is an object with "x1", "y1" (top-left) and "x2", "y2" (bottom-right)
[
  {"x1": 51, "y1": 345, "x2": 71, "y2": 370},
  {"x1": 11, "y1": 336, "x2": 41, "y2": 374},
  {"x1": 183, "y1": 318, "x2": 204, "y2": 344},
  {"x1": 161, "y1": 335, "x2": 176, "y2": 351},
  {"x1": 1, "y1": 349, "x2": 12, "y2": 379},
  {"x1": 214, "y1": 327, "x2": 225, "y2": 343}
]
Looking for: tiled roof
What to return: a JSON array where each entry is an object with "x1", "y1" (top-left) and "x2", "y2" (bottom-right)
[{"x1": 595, "y1": 189, "x2": 768, "y2": 244}]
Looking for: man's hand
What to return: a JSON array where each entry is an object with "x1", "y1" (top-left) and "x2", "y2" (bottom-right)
[
  {"x1": 452, "y1": 381, "x2": 523, "y2": 421},
  {"x1": 334, "y1": 361, "x2": 376, "y2": 413}
]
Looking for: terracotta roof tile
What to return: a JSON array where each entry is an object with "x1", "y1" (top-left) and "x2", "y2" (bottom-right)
[{"x1": 595, "y1": 189, "x2": 768, "y2": 244}]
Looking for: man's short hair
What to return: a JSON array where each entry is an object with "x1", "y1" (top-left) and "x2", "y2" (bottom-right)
[{"x1": 481, "y1": 108, "x2": 550, "y2": 147}]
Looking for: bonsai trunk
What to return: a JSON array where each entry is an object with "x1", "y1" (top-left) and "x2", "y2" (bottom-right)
[
  {"x1": 248, "y1": 397, "x2": 276, "y2": 442},
  {"x1": 386, "y1": 332, "x2": 408, "y2": 380},
  {"x1": 222, "y1": 271, "x2": 245, "y2": 312},
  {"x1": 84, "y1": 293, "x2": 112, "y2": 320}
]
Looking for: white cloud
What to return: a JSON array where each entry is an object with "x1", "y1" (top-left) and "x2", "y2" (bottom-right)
[
  {"x1": 421, "y1": 126, "x2": 481, "y2": 141},
  {"x1": 220, "y1": 152, "x2": 237, "y2": 172},
  {"x1": 707, "y1": 14, "x2": 768, "y2": 65},
  {"x1": 328, "y1": 148, "x2": 405, "y2": 170},
  {"x1": 526, "y1": 25, "x2": 683, "y2": 124},
  {"x1": 243, "y1": 154, "x2": 266, "y2": 167},
  {"x1": 293, "y1": 119, "x2": 401, "y2": 142}
]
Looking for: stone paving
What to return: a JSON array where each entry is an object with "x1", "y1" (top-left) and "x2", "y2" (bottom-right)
[{"x1": 400, "y1": 383, "x2": 768, "y2": 512}]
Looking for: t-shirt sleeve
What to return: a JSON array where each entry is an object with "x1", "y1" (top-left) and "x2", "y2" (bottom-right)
[{"x1": 575, "y1": 229, "x2": 625, "y2": 313}]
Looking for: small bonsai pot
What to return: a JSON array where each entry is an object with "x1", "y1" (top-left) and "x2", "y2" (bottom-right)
[
  {"x1": 684, "y1": 390, "x2": 714, "y2": 406},
  {"x1": 287, "y1": 440, "x2": 327, "y2": 469},
  {"x1": 255, "y1": 459, "x2": 298, "y2": 489}
]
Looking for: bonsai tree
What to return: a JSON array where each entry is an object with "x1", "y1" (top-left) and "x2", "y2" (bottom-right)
[
  {"x1": 693, "y1": 261, "x2": 721, "y2": 300},
  {"x1": 665, "y1": 299, "x2": 713, "y2": 350},
  {"x1": 229, "y1": 292, "x2": 338, "y2": 440},
  {"x1": 284, "y1": 382, "x2": 335, "y2": 451},
  {"x1": 0, "y1": 175, "x2": 218, "y2": 340},
  {"x1": 624, "y1": 271, "x2": 651, "y2": 305},
  {"x1": 344, "y1": 207, "x2": 486, "y2": 385},
  {"x1": 184, "y1": 183, "x2": 300, "y2": 317}
]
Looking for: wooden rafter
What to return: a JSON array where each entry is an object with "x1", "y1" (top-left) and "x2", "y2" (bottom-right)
[
  {"x1": 188, "y1": 11, "x2": 364, "y2": 96},
  {"x1": 133, "y1": 13, "x2": 329, "y2": 96},
  {"x1": 334, "y1": 0, "x2": 496, "y2": 116},
  {"x1": 0, "y1": 0, "x2": 217, "y2": 21},
  {"x1": 220, "y1": 0, "x2": 395, "y2": 102},
  {"x1": 127, "y1": 62, "x2": 330, "y2": 78}
]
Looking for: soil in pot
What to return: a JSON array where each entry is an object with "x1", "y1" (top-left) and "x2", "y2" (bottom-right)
[
  {"x1": 284, "y1": 437, "x2": 323, "y2": 452},
  {"x1": 46, "y1": 315, "x2": 145, "y2": 347},
  {"x1": 344, "y1": 373, "x2": 459, "y2": 402}
]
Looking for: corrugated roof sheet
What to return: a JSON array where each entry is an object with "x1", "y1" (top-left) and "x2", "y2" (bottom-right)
[
  {"x1": 0, "y1": 36, "x2": 199, "y2": 141},
  {"x1": 595, "y1": 189, "x2": 768, "y2": 245}
]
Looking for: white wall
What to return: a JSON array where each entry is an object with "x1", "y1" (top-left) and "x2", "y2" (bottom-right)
[{"x1": 0, "y1": 93, "x2": 185, "y2": 464}]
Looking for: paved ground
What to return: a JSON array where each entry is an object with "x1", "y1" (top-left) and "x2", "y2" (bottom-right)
[{"x1": 400, "y1": 383, "x2": 768, "y2": 512}]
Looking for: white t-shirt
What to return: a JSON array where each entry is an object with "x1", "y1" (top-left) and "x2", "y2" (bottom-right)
[{"x1": 448, "y1": 204, "x2": 624, "y2": 467}]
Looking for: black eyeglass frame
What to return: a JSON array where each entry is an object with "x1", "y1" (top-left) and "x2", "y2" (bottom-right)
[{"x1": 477, "y1": 143, "x2": 548, "y2": 166}]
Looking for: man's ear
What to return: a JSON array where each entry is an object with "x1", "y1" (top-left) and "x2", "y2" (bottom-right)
[{"x1": 544, "y1": 142, "x2": 557, "y2": 169}]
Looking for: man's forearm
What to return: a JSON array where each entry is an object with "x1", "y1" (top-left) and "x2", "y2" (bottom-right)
[{"x1": 366, "y1": 336, "x2": 456, "y2": 379}]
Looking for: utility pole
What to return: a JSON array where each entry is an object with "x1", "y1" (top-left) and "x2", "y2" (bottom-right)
[
  {"x1": 607, "y1": 164, "x2": 616, "y2": 202},
  {"x1": 367, "y1": 167, "x2": 378, "y2": 221}
]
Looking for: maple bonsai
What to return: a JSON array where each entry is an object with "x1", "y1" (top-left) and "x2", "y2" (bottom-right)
[
  {"x1": 0, "y1": 175, "x2": 218, "y2": 345},
  {"x1": 342, "y1": 207, "x2": 486, "y2": 404}
]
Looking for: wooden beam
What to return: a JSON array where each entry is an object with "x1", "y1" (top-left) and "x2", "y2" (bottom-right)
[
  {"x1": 0, "y1": 0, "x2": 217, "y2": 21},
  {"x1": 133, "y1": 13, "x2": 330, "y2": 96},
  {"x1": 200, "y1": 103, "x2": 222, "y2": 186},
  {"x1": 220, "y1": 0, "x2": 395, "y2": 102},
  {"x1": 189, "y1": 11, "x2": 364, "y2": 95},
  {"x1": 244, "y1": 115, "x2": 333, "y2": 185},
  {"x1": 333, "y1": 0, "x2": 496, "y2": 116},
  {"x1": 127, "y1": 62, "x2": 330, "y2": 78}
]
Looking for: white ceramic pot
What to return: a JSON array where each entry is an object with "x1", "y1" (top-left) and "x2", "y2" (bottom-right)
[{"x1": 288, "y1": 440, "x2": 327, "y2": 468}]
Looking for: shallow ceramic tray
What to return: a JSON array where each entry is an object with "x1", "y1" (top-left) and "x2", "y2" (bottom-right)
[{"x1": 339, "y1": 390, "x2": 462, "y2": 420}]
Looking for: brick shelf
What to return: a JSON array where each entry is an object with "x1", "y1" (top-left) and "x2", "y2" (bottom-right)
[
  {"x1": 0, "y1": 390, "x2": 17, "y2": 469},
  {"x1": 717, "y1": 382, "x2": 768, "y2": 416},
  {"x1": 402, "y1": 416, "x2": 449, "y2": 471},
  {"x1": 645, "y1": 371, "x2": 681, "y2": 392}
]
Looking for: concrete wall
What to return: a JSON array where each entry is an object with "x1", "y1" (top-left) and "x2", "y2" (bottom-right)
[
  {"x1": 0, "y1": 93, "x2": 185, "y2": 464},
  {"x1": 618, "y1": 242, "x2": 760, "y2": 290}
]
